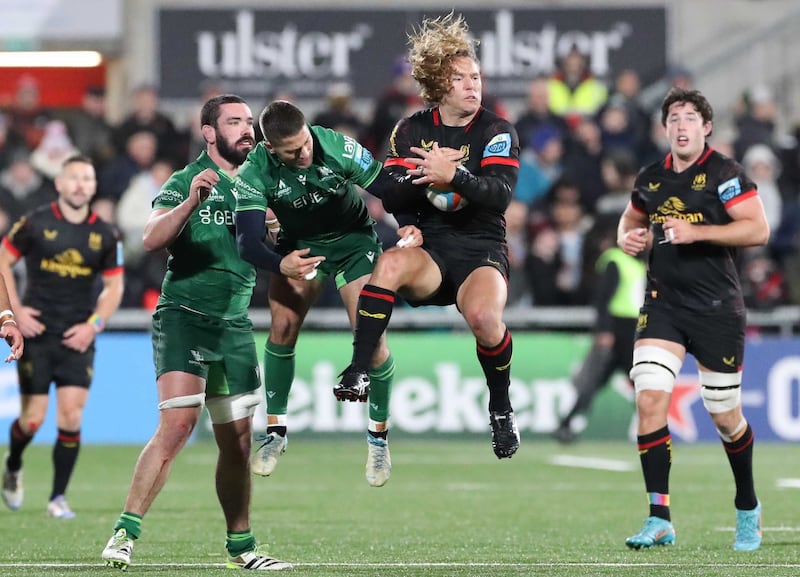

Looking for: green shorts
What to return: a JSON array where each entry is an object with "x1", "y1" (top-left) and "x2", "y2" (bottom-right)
[
  {"x1": 152, "y1": 306, "x2": 261, "y2": 396},
  {"x1": 278, "y1": 228, "x2": 381, "y2": 290}
]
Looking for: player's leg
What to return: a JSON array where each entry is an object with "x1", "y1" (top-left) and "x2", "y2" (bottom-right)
[
  {"x1": 46, "y1": 384, "x2": 89, "y2": 518},
  {"x1": 252, "y1": 274, "x2": 321, "y2": 476},
  {"x1": 625, "y1": 337, "x2": 684, "y2": 549},
  {"x1": 337, "y1": 246, "x2": 440, "y2": 401},
  {"x1": 457, "y1": 266, "x2": 518, "y2": 459}
]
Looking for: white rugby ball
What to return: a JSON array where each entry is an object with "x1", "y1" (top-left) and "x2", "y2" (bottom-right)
[{"x1": 425, "y1": 187, "x2": 469, "y2": 212}]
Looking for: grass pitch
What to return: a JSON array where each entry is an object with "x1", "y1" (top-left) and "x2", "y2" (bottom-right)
[{"x1": 1, "y1": 438, "x2": 798, "y2": 576}]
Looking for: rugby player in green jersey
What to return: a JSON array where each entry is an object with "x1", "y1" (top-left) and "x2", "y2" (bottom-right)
[
  {"x1": 234, "y1": 100, "x2": 438, "y2": 487},
  {"x1": 102, "y1": 95, "x2": 291, "y2": 571}
]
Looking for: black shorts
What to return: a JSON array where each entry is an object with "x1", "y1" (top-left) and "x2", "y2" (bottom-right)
[
  {"x1": 410, "y1": 235, "x2": 509, "y2": 307},
  {"x1": 16, "y1": 333, "x2": 95, "y2": 394},
  {"x1": 634, "y1": 303, "x2": 745, "y2": 373}
]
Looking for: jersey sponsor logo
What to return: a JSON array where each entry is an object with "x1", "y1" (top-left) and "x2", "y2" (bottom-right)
[
  {"x1": 717, "y1": 177, "x2": 741, "y2": 202},
  {"x1": 483, "y1": 133, "x2": 511, "y2": 157},
  {"x1": 207, "y1": 186, "x2": 225, "y2": 202},
  {"x1": 41, "y1": 249, "x2": 92, "y2": 279},
  {"x1": 358, "y1": 309, "x2": 387, "y2": 320},
  {"x1": 233, "y1": 178, "x2": 262, "y2": 201},
  {"x1": 691, "y1": 173, "x2": 707, "y2": 191},
  {"x1": 88, "y1": 232, "x2": 102, "y2": 251},
  {"x1": 342, "y1": 135, "x2": 373, "y2": 171},
  {"x1": 317, "y1": 166, "x2": 338, "y2": 182},
  {"x1": 44, "y1": 229, "x2": 58, "y2": 241},
  {"x1": 198, "y1": 206, "x2": 235, "y2": 226},
  {"x1": 116, "y1": 241, "x2": 124, "y2": 266},
  {"x1": 158, "y1": 188, "x2": 184, "y2": 203},
  {"x1": 650, "y1": 196, "x2": 704, "y2": 224},
  {"x1": 275, "y1": 180, "x2": 292, "y2": 199},
  {"x1": 648, "y1": 182, "x2": 661, "y2": 191}
]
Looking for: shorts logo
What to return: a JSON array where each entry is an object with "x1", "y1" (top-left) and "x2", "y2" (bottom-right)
[
  {"x1": 358, "y1": 309, "x2": 386, "y2": 319},
  {"x1": 722, "y1": 356, "x2": 736, "y2": 367},
  {"x1": 636, "y1": 313, "x2": 648, "y2": 333},
  {"x1": 266, "y1": 391, "x2": 276, "y2": 398}
]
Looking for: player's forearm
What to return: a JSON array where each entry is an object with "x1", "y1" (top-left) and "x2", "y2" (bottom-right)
[
  {"x1": 89, "y1": 274, "x2": 124, "y2": 331},
  {"x1": 143, "y1": 198, "x2": 199, "y2": 252},
  {"x1": 0, "y1": 261, "x2": 22, "y2": 311},
  {"x1": 450, "y1": 166, "x2": 515, "y2": 212},
  {"x1": 692, "y1": 219, "x2": 770, "y2": 247},
  {"x1": 366, "y1": 168, "x2": 424, "y2": 214},
  {"x1": 236, "y1": 210, "x2": 283, "y2": 274}
]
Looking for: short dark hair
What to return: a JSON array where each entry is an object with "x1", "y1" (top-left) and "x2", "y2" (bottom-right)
[
  {"x1": 259, "y1": 100, "x2": 306, "y2": 145},
  {"x1": 200, "y1": 94, "x2": 247, "y2": 129},
  {"x1": 62, "y1": 154, "x2": 94, "y2": 169},
  {"x1": 661, "y1": 87, "x2": 713, "y2": 127}
]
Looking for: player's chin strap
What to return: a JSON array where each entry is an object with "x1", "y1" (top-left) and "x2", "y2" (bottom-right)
[{"x1": 158, "y1": 393, "x2": 205, "y2": 410}]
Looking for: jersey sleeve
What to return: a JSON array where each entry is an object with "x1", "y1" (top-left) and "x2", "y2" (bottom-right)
[
  {"x1": 102, "y1": 227, "x2": 124, "y2": 275},
  {"x1": 153, "y1": 173, "x2": 188, "y2": 210},
  {"x1": 718, "y1": 159, "x2": 758, "y2": 209},
  {"x1": 1, "y1": 214, "x2": 34, "y2": 258},
  {"x1": 315, "y1": 126, "x2": 383, "y2": 189},
  {"x1": 234, "y1": 155, "x2": 268, "y2": 213},
  {"x1": 383, "y1": 117, "x2": 415, "y2": 176},
  {"x1": 629, "y1": 171, "x2": 647, "y2": 214}
]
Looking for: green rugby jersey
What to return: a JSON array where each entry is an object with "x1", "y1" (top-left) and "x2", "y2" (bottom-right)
[
  {"x1": 153, "y1": 151, "x2": 256, "y2": 319},
  {"x1": 234, "y1": 125, "x2": 383, "y2": 242}
]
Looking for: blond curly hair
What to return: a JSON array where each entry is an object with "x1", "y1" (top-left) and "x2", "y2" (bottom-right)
[{"x1": 407, "y1": 12, "x2": 478, "y2": 104}]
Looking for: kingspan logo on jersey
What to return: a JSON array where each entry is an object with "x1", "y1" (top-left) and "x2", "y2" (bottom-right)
[{"x1": 651, "y1": 196, "x2": 704, "y2": 224}]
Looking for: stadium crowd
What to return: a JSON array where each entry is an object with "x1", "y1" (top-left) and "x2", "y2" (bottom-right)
[{"x1": 1, "y1": 56, "x2": 798, "y2": 312}]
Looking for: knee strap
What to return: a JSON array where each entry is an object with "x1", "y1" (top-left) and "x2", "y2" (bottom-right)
[
  {"x1": 158, "y1": 393, "x2": 206, "y2": 410},
  {"x1": 629, "y1": 345, "x2": 683, "y2": 393},
  {"x1": 699, "y1": 371, "x2": 742, "y2": 413}
]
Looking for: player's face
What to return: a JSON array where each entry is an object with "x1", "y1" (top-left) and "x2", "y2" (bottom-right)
[
  {"x1": 267, "y1": 125, "x2": 314, "y2": 169},
  {"x1": 664, "y1": 101, "x2": 711, "y2": 162},
  {"x1": 440, "y1": 56, "x2": 482, "y2": 120},
  {"x1": 56, "y1": 160, "x2": 96, "y2": 210},
  {"x1": 214, "y1": 102, "x2": 255, "y2": 166}
]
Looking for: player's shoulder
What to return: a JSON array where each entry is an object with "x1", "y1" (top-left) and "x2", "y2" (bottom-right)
[{"x1": 706, "y1": 147, "x2": 745, "y2": 177}]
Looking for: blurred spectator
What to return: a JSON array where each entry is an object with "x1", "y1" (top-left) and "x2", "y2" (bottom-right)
[
  {"x1": 547, "y1": 47, "x2": 608, "y2": 126},
  {"x1": 99, "y1": 129, "x2": 158, "y2": 201},
  {"x1": 113, "y1": 84, "x2": 182, "y2": 164},
  {"x1": 505, "y1": 199, "x2": 531, "y2": 306},
  {"x1": 734, "y1": 84, "x2": 777, "y2": 161},
  {"x1": 186, "y1": 80, "x2": 226, "y2": 162},
  {"x1": 62, "y1": 86, "x2": 116, "y2": 171},
  {"x1": 595, "y1": 149, "x2": 639, "y2": 216},
  {"x1": 0, "y1": 112, "x2": 29, "y2": 172},
  {"x1": 0, "y1": 152, "x2": 57, "y2": 222},
  {"x1": 312, "y1": 81, "x2": 364, "y2": 138},
  {"x1": 526, "y1": 178, "x2": 592, "y2": 305},
  {"x1": 598, "y1": 94, "x2": 639, "y2": 160},
  {"x1": 562, "y1": 115, "x2": 607, "y2": 210},
  {"x1": 4, "y1": 75, "x2": 50, "y2": 150},
  {"x1": 514, "y1": 123, "x2": 564, "y2": 205},
  {"x1": 666, "y1": 65, "x2": 693, "y2": 91},
  {"x1": 515, "y1": 76, "x2": 568, "y2": 153},
  {"x1": 29, "y1": 120, "x2": 80, "y2": 180},
  {"x1": 361, "y1": 56, "x2": 424, "y2": 157},
  {"x1": 740, "y1": 246, "x2": 785, "y2": 309},
  {"x1": 607, "y1": 69, "x2": 651, "y2": 160},
  {"x1": 742, "y1": 143, "x2": 783, "y2": 231}
]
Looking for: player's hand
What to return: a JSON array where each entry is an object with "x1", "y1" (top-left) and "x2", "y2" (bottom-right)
[
  {"x1": 280, "y1": 248, "x2": 326, "y2": 281},
  {"x1": 62, "y1": 323, "x2": 95, "y2": 354},
  {"x1": 408, "y1": 143, "x2": 462, "y2": 185},
  {"x1": 619, "y1": 227, "x2": 650, "y2": 256},
  {"x1": 16, "y1": 306, "x2": 45, "y2": 338},
  {"x1": 1, "y1": 322, "x2": 23, "y2": 362},
  {"x1": 395, "y1": 225, "x2": 423, "y2": 248},
  {"x1": 190, "y1": 168, "x2": 220, "y2": 207},
  {"x1": 662, "y1": 217, "x2": 694, "y2": 245}
]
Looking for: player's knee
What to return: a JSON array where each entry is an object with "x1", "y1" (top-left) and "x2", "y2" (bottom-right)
[
  {"x1": 268, "y1": 313, "x2": 301, "y2": 343},
  {"x1": 372, "y1": 249, "x2": 406, "y2": 282},
  {"x1": 629, "y1": 345, "x2": 683, "y2": 394},
  {"x1": 699, "y1": 371, "x2": 741, "y2": 414},
  {"x1": 206, "y1": 391, "x2": 261, "y2": 425}
]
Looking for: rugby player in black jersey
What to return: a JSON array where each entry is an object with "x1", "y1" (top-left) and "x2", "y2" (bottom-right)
[
  {"x1": 0, "y1": 155, "x2": 124, "y2": 518},
  {"x1": 617, "y1": 88, "x2": 768, "y2": 551},
  {"x1": 336, "y1": 13, "x2": 521, "y2": 459}
]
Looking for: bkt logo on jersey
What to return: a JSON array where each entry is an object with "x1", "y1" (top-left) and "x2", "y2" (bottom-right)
[{"x1": 484, "y1": 133, "x2": 511, "y2": 157}]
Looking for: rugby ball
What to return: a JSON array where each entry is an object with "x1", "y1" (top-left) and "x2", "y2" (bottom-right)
[{"x1": 425, "y1": 186, "x2": 469, "y2": 212}]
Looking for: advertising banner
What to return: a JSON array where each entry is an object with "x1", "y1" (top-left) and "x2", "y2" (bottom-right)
[
  {"x1": 158, "y1": 7, "x2": 666, "y2": 101},
  {"x1": 2, "y1": 332, "x2": 797, "y2": 444}
]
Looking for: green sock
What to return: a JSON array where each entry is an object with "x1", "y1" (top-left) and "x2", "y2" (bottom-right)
[
  {"x1": 226, "y1": 529, "x2": 256, "y2": 557},
  {"x1": 263, "y1": 340, "x2": 295, "y2": 415},
  {"x1": 114, "y1": 512, "x2": 142, "y2": 540},
  {"x1": 368, "y1": 355, "x2": 395, "y2": 422}
]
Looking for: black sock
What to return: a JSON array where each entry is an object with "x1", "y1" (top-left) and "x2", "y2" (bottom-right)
[
  {"x1": 352, "y1": 285, "x2": 395, "y2": 370},
  {"x1": 7, "y1": 419, "x2": 33, "y2": 471},
  {"x1": 637, "y1": 426, "x2": 672, "y2": 521},
  {"x1": 477, "y1": 329, "x2": 513, "y2": 413},
  {"x1": 51, "y1": 429, "x2": 80, "y2": 500},
  {"x1": 368, "y1": 430, "x2": 388, "y2": 440},
  {"x1": 723, "y1": 423, "x2": 758, "y2": 510},
  {"x1": 267, "y1": 425, "x2": 287, "y2": 437}
]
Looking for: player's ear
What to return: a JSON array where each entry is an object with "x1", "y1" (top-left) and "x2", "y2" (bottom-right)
[
  {"x1": 201, "y1": 124, "x2": 215, "y2": 144},
  {"x1": 703, "y1": 122, "x2": 712, "y2": 137}
]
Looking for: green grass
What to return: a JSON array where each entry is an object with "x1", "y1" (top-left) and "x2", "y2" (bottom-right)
[{"x1": 1, "y1": 439, "x2": 798, "y2": 576}]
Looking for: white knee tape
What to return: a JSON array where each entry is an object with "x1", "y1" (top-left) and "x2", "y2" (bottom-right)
[
  {"x1": 630, "y1": 345, "x2": 683, "y2": 393},
  {"x1": 699, "y1": 371, "x2": 741, "y2": 413},
  {"x1": 718, "y1": 417, "x2": 747, "y2": 442},
  {"x1": 158, "y1": 393, "x2": 205, "y2": 410},
  {"x1": 206, "y1": 391, "x2": 261, "y2": 424}
]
